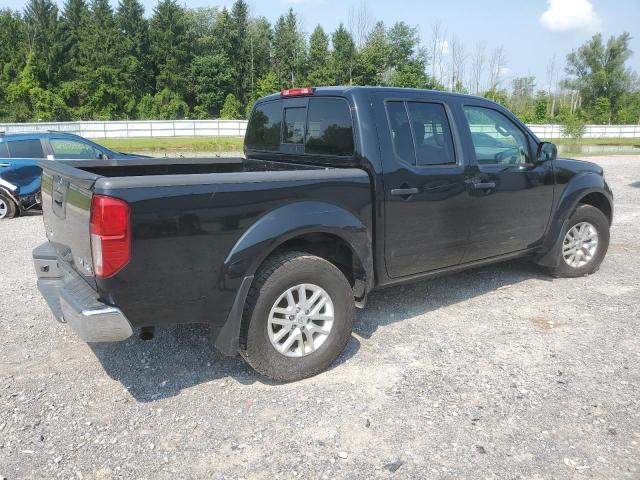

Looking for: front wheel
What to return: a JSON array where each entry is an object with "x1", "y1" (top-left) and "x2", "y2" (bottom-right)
[
  {"x1": 0, "y1": 192, "x2": 17, "y2": 220},
  {"x1": 240, "y1": 251, "x2": 354, "y2": 382},
  {"x1": 549, "y1": 204, "x2": 610, "y2": 278}
]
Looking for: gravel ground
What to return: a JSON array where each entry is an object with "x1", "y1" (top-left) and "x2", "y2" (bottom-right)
[{"x1": 1, "y1": 156, "x2": 639, "y2": 480}]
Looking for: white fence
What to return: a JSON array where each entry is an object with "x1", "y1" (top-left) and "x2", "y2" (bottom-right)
[
  {"x1": 0, "y1": 120, "x2": 247, "y2": 139},
  {"x1": 528, "y1": 124, "x2": 640, "y2": 139},
  {"x1": 1, "y1": 120, "x2": 639, "y2": 139}
]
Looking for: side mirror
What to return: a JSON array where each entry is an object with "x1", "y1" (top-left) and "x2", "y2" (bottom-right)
[{"x1": 537, "y1": 141, "x2": 557, "y2": 163}]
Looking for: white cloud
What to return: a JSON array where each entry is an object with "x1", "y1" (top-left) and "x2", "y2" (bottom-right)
[{"x1": 540, "y1": 0, "x2": 601, "y2": 32}]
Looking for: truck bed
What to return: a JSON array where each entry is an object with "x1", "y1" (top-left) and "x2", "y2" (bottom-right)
[{"x1": 38, "y1": 156, "x2": 372, "y2": 338}]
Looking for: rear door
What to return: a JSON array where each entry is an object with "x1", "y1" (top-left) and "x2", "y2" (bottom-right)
[
  {"x1": 0, "y1": 139, "x2": 45, "y2": 197},
  {"x1": 460, "y1": 104, "x2": 554, "y2": 261},
  {"x1": 373, "y1": 92, "x2": 473, "y2": 277}
]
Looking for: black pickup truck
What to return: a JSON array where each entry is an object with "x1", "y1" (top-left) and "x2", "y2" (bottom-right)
[{"x1": 33, "y1": 87, "x2": 613, "y2": 381}]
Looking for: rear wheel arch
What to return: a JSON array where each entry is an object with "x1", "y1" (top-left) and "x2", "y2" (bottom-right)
[
  {"x1": 237, "y1": 232, "x2": 368, "y2": 353},
  {"x1": 266, "y1": 231, "x2": 369, "y2": 298}
]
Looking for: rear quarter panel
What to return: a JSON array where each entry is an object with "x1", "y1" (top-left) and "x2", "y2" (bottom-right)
[{"x1": 94, "y1": 169, "x2": 372, "y2": 329}]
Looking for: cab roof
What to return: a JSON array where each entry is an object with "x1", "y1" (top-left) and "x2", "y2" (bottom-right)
[{"x1": 257, "y1": 85, "x2": 490, "y2": 104}]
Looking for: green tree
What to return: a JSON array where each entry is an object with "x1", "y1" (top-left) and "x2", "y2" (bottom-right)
[
  {"x1": 137, "y1": 87, "x2": 188, "y2": 119},
  {"x1": 245, "y1": 71, "x2": 279, "y2": 116},
  {"x1": 331, "y1": 24, "x2": 355, "y2": 85},
  {"x1": 565, "y1": 32, "x2": 634, "y2": 122},
  {"x1": 533, "y1": 94, "x2": 549, "y2": 123},
  {"x1": 220, "y1": 93, "x2": 242, "y2": 119},
  {"x1": 0, "y1": 9, "x2": 28, "y2": 120},
  {"x1": 272, "y1": 9, "x2": 305, "y2": 88},
  {"x1": 591, "y1": 97, "x2": 611, "y2": 124},
  {"x1": 115, "y1": 0, "x2": 150, "y2": 117},
  {"x1": 60, "y1": 0, "x2": 89, "y2": 75},
  {"x1": 230, "y1": 0, "x2": 250, "y2": 104},
  {"x1": 617, "y1": 91, "x2": 640, "y2": 124},
  {"x1": 189, "y1": 52, "x2": 233, "y2": 118},
  {"x1": 483, "y1": 88, "x2": 508, "y2": 106},
  {"x1": 354, "y1": 21, "x2": 388, "y2": 86},
  {"x1": 248, "y1": 17, "x2": 272, "y2": 97},
  {"x1": 387, "y1": 60, "x2": 437, "y2": 89},
  {"x1": 386, "y1": 21, "x2": 418, "y2": 69},
  {"x1": 7, "y1": 53, "x2": 69, "y2": 121},
  {"x1": 149, "y1": 0, "x2": 192, "y2": 94},
  {"x1": 560, "y1": 113, "x2": 586, "y2": 141},
  {"x1": 509, "y1": 76, "x2": 536, "y2": 118},
  {"x1": 23, "y1": 0, "x2": 63, "y2": 88},
  {"x1": 307, "y1": 25, "x2": 332, "y2": 86}
]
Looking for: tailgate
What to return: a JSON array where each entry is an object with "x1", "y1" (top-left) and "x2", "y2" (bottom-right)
[{"x1": 39, "y1": 160, "x2": 100, "y2": 289}]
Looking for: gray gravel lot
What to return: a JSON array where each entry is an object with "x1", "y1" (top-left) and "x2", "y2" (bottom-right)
[{"x1": 1, "y1": 156, "x2": 639, "y2": 480}]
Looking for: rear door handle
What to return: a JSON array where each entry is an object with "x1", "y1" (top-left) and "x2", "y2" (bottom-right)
[
  {"x1": 471, "y1": 181, "x2": 496, "y2": 190},
  {"x1": 391, "y1": 187, "x2": 419, "y2": 196},
  {"x1": 0, "y1": 163, "x2": 10, "y2": 167}
]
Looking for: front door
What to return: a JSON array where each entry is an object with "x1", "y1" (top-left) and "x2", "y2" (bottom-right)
[
  {"x1": 375, "y1": 95, "x2": 473, "y2": 278},
  {"x1": 460, "y1": 104, "x2": 555, "y2": 262}
]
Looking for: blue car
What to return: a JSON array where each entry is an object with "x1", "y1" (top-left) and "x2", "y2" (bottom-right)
[{"x1": 0, "y1": 131, "x2": 145, "y2": 219}]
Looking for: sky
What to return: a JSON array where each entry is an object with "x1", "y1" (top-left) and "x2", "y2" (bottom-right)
[{"x1": 1, "y1": 0, "x2": 639, "y2": 91}]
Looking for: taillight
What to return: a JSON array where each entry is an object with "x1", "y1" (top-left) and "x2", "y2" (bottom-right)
[
  {"x1": 281, "y1": 87, "x2": 315, "y2": 97},
  {"x1": 90, "y1": 195, "x2": 130, "y2": 278}
]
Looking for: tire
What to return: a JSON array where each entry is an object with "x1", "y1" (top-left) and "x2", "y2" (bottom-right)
[
  {"x1": 549, "y1": 204, "x2": 610, "y2": 278},
  {"x1": 0, "y1": 191, "x2": 17, "y2": 220},
  {"x1": 240, "y1": 251, "x2": 354, "y2": 382}
]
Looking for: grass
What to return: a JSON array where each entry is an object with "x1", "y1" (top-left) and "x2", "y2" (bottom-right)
[
  {"x1": 100, "y1": 136, "x2": 244, "y2": 152},
  {"x1": 99, "y1": 135, "x2": 640, "y2": 154}
]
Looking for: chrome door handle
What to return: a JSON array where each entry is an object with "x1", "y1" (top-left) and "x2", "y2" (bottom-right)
[
  {"x1": 0, "y1": 163, "x2": 10, "y2": 167},
  {"x1": 391, "y1": 187, "x2": 419, "y2": 196}
]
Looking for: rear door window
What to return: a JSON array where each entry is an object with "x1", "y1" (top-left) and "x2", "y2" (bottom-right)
[
  {"x1": 386, "y1": 101, "x2": 416, "y2": 165},
  {"x1": 7, "y1": 139, "x2": 44, "y2": 159},
  {"x1": 305, "y1": 98, "x2": 354, "y2": 156},
  {"x1": 245, "y1": 101, "x2": 282, "y2": 151},
  {"x1": 0, "y1": 142, "x2": 8, "y2": 158},
  {"x1": 405, "y1": 102, "x2": 456, "y2": 166},
  {"x1": 50, "y1": 139, "x2": 101, "y2": 160}
]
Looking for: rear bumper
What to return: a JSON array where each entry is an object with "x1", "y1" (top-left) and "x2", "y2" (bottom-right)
[{"x1": 33, "y1": 242, "x2": 133, "y2": 342}]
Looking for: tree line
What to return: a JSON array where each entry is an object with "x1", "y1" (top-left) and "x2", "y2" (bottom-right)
[{"x1": 0, "y1": 0, "x2": 638, "y2": 125}]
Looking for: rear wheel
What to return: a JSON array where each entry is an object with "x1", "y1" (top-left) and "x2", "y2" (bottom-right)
[
  {"x1": 0, "y1": 192, "x2": 17, "y2": 220},
  {"x1": 240, "y1": 251, "x2": 354, "y2": 382},
  {"x1": 549, "y1": 204, "x2": 609, "y2": 278}
]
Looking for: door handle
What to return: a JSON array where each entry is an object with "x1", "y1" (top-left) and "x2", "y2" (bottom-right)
[
  {"x1": 391, "y1": 187, "x2": 419, "y2": 196},
  {"x1": 0, "y1": 163, "x2": 10, "y2": 167},
  {"x1": 471, "y1": 181, "x2": 496, "y2": 190}
]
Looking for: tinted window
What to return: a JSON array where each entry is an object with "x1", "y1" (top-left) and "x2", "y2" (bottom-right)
[
  {"x1": 50, "y1": 139, "x2": 100, "y2": 159},
  {"x1": 305, "y1": 98, "x2": 354, "y2": 156},
  {"x1": 464, "y1": 106, "x2": 530, "y2": 165},
  {"x1": 245, "y1": 101, "x2": 282, "y2": 151},
  {"x1": 406, "y1": 102, "x2": 456, "y2": 166},
  {"x1": 283, "y1": 107, "x2": 306, "y2": 144},
  {"x1": 0, "y1": 142, "x2": 8, "y2": 158},
  {"x1": 386, "y1": 101, "x2": 416, "y2": 165},
  {"x1": 7, "y1": 139, "x2": 44, "y2": 159}
]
